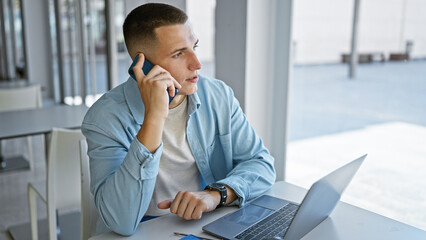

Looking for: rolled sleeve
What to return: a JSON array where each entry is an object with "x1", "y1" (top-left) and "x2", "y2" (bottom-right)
[
  {"x1": 122, "y1": 139, "x2": 163, "y2": 180},
  {"x1": 218, "y1": 175, "x2": 249, "y2": 206}
]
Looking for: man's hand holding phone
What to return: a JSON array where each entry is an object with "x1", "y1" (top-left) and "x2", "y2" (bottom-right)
[
  {"x1": 131, "y1": 53, "x2": 181, "y2": 120},
  {"x1": 132, "y1": 53, "x2": 181, "y2": 153}
]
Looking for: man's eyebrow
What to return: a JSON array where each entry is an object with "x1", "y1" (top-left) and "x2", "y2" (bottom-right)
[{"x1": 169, "y1": 39, "x2": 199, "y2": 55}]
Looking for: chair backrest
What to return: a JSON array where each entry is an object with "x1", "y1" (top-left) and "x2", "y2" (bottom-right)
[
  {"x1": 0, "y1": 84, "x2": 42, "y2": 111},
  {"x1": 79, "y1": 139, "x2": 99, "y2": 240},
  {"x1": 46, "y1": 128, "x2": 85, "y2": 211}
]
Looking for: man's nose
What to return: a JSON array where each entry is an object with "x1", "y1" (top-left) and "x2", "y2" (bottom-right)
[{"x1": 189, "y1": 52, "x2": 202, "y2": 71}]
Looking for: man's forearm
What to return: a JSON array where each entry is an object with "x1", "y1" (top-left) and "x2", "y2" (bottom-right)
[
  {"x1": 225, "y1": 185, "x2": 237, "y2": 205},
  {"x1": 203, "y1": 185, "x2": 237, "y2": 206},
  {"x1": 94, "y1": 161, "x2": 156, "y2": 235},
  {"x1": 137, "y1": 117, "x2": 165, "y2": 153}
]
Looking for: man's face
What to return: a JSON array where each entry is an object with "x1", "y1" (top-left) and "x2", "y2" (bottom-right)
[{"x1": 149, "y1": 22, "x2": 202, "y2": 96}]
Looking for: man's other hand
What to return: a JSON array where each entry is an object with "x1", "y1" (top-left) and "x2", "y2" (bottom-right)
[{"x1": 157, "y1": 190, "x2": 221, "y2": 220}]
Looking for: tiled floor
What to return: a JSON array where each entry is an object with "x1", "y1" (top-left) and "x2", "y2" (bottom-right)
[
  {"x1": 0, "y1": 136, "x2": 46, "y2": 240},
  {"x1": 0, "y1": 136, "x2": 80, "y2": 240}
]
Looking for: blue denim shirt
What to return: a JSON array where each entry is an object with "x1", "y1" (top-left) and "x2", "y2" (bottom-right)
[{"x1": 81, "y1": 75, "x2": 276, "y2": 236}]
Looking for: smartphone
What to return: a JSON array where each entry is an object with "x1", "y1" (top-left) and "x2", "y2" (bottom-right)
[{"x1": 128, "y1": 55, "x2": 178, "y2": 104}]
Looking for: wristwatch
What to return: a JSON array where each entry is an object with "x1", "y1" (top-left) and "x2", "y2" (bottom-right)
[{"x1": 205, "y1": 183, "x2": 227, "y2": 207}]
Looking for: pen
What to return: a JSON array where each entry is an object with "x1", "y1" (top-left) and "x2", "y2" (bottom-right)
[{"x1": 173, "y1": 232, "x2": 216, "y2": 240}]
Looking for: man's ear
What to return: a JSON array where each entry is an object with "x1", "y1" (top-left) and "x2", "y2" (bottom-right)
[{"x1": 133, "y1": 51, "x2": 142, "y2": 60}]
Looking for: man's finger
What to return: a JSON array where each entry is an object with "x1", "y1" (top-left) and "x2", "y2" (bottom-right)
[
  {"x1": 172, "y1": 76, "x2": 182, "y2": 90},
  {"x1": 176, "y1": 192, "x2": 191, "y2": 218},
  {"x1": 184, "y1": 198, "x2": 198, "y2": 220},
  {"x1": 167, "y1": 79, "x2": 177, "y2": 97},
  {"x1": 192, "y1": 204, "x2": 203, "y2": 220},
  {"x1": 170, "y1": 191, "x2": 184, "y2": 214},
  {"x1": 157, "y1": 200, "x2": 173, "y2": 209},
  {"x1": 153, "y1": 71, "x2": 180, "y2": 97},
  {"x1": 145, "y1": 73, "x2": 176, "y2": 99},
  {"x1": 133, "y1": 53, "x2": 146, "y2": 82}
]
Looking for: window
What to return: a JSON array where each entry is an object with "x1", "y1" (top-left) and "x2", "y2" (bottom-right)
[
  {"x1": 288, "y1": 0, "x2": 426, "y2": 230},
  {"x1": 0, "y1": 0, "x2": 25, "y2": 80},
  {"x1": 187, "y1": 0, "x2": 216, "y2": 77}
]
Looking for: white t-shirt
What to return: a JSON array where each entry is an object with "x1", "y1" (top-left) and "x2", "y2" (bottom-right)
[{"x1": 145, "y1": 97, "x2": 201, "y2": 216}]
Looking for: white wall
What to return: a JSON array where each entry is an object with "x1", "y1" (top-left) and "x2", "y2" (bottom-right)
[
  {"x1": 246, "y1": 0, "x2": 293, "y2": 180},
  {"x1": 215, "y1": 0, "x2": 247, "y2": 110},
  {"x1": 293, "y1": 0, "x2": 426, "y2": 64}
]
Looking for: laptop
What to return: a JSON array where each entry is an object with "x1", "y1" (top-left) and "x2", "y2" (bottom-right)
[{"x1": 202, "y1": 154, "x2": 367, "y2": 240}]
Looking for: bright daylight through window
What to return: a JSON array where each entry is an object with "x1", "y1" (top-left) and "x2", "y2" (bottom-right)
[{"x1": 287, "y1": 0, "x2": 426, "y2": 231}]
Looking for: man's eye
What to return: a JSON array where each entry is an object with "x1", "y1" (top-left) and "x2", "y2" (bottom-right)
[{"x1": 172, "y1": 52, "x2": 182, "y2": 58}]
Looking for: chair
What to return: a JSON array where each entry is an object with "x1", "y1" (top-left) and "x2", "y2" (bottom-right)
[
  {"x1": 0, "y1": 84, "x2": 42, "y2": 171},
  {"x1": 28, "y1": 128, "x2": 85, "y2": 240},
  {"x1": 79, "y1": 139, "x2": 98, "y2": 240},
  {"x1": 0, "y1": 84, "x2": 42, "y2": 111}
]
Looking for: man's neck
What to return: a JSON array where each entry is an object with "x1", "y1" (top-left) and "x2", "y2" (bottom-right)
[{"x1": 169, "y1": 95, "x2": 186, "y2": 109}]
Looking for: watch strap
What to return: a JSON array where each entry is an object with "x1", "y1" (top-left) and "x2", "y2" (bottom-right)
[{"x1": 205, "y1": 183, "x2": 227, "y2": 207}]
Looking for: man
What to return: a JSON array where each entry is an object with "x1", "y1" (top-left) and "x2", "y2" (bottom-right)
[{"x1": 82, "y1": 3, "x2": 275, "y2": 236}]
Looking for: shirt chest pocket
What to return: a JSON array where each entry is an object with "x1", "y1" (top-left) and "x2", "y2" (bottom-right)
[{"x1": 207, "y1": 133, "x2": 233, "y2": 180}]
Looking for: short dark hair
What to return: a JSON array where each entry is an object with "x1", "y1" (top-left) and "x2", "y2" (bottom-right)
[{"x1": 123, "y1": 3, "x2": 188, "y2": 58}]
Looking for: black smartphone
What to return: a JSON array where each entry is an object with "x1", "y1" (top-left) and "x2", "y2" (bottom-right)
[{"x1": 128, "y1": 55, "x2": 178, "y2": 104}]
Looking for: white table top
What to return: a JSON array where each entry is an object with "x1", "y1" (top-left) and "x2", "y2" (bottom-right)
[
  {"x1": 89, "y1": 181, "x2": 426, "y2": 240},
  {"x1": 0, "y1": 104, "x2": 88, "y2": 139}
]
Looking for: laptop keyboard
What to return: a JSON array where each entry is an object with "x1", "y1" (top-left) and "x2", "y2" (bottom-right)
[{"x1": 235, "y1": 203, "x2": 298, "y2": 240}]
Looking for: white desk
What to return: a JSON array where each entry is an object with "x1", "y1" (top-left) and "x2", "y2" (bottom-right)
[
  {"x1": 0, "y1": 104, "x2": 88, "y2": 140},
  {"x1": 0, "y1": 104, "x2": 88, "y2": 172},
  {"x1": 90, "y1": 181, "x2": 426, "y2": 240}
]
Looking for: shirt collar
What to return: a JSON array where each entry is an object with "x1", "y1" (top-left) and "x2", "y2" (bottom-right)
[
  {"x1": 188, "y1": 90, "x2": 201, "y2": 116},
  {"x1": 123, "y1": 77, "x2": 201, "y2": 125}
]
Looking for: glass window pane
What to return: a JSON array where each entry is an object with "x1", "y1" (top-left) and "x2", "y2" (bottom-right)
[
  {"x1": 115, "y1": 0, "x2": 130, "y2": 85},
  {"x1": 187, "y1": 0, "x2": 216, "y2": 77},
  {"x1": 288, "y1": 0, "x2": 426, "y2": 231}
]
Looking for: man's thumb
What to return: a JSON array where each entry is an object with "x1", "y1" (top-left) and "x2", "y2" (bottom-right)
[{"x1": 157, "y1": 199, "x2": 173, "y2": 209}]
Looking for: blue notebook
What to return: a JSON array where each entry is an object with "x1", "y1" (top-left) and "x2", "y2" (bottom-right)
[{"x1": 179, "y1": 235, "x2": 202, "y2": 240}]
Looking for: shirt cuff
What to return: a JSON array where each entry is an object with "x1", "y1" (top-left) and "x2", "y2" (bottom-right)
[
  {"x1": 122, "y1": 138, "x2": 163, "y2": 180},
  {"x1": 218, "y1": 176, "x2": 249, "y2": 207}
]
